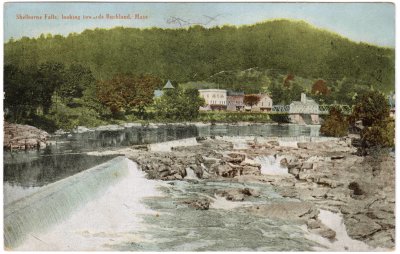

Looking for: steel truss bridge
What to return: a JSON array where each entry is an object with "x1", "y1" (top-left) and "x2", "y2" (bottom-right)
[{"x1": 271, "y1": 104, "x2": 352, "y2": 115}]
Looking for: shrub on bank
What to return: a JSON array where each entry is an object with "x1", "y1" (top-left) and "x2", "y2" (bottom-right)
[
  {"x1": 361, "y1": 118, "x2": 395, "y2": 148},
  {"x1": 320, "y1": 106, "x2": 348, "y2": 137},
  {"x1": 351, "y1": 91, "x2": 394, "y2": 148}
]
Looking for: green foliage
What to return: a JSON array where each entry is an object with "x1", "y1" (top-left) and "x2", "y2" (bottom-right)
[
  {"x1": 269, "y1": 78, "x2": 305, "y2": 104},
  {"x1": 59, "y1": 64, "x2": 96, "y2": 104},
  {"x1": 154, "y1": 88, "x2": 205, "y2": 121},
  {"x1": 361, "y1": 118, "x2": 394, "y2": 147},
  {"x1": 36, "y1": 62, "x2": 67, "y2": 114},
  {"x1": 4, "y1": 64, "x2": 36, "y2": 122},
  {"x1": 4, "y1": 19, "x2": 395, "y2": 130},
  {"x1": 351, "y1": 90, "x2": 394, "y2": 147},
  {"x1": 320, "y1": 106, "x2": 348, "y2": 137},
  {"x1": 5, "y1": 20, "x2": 394, "y2": 92},
  {"x1": 351, "y1": 91, "x2": 390, "y2": 127},
  {"x1": 4, "y1": 62, "x2": 67, "y2": 120},
  {"x1": 96, "y1": 74, "x2": 161, "y2": 117},
  {"x1": 47, "y1": 99, "x2": 106, "y2": 131}
]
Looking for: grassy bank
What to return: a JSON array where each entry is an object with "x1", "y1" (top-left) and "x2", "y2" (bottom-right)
[{"x1": 198, "y1": 111, "x2": 275, "y2": 123}]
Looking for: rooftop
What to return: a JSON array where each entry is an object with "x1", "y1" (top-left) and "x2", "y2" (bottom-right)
[
  {"x1": 163, "y1": 80, "x2": 174, "y2": 89},
  {"x1": 154, "y1": 90, "x2": 163, "y2": 98},
  {"x1": 227, "y1": 91, "x2": 245, "y2": 96}
]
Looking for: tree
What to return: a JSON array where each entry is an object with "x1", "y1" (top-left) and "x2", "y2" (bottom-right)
[
  {"x1": 59, "y1": 64, "x2": 96, "y2": 104},
  {"x1": 351, "y1": 91, "x2": 390, "y2": 127},
  {"x1": 283, "y1": 73, "x2": 295, "y2": 87},
  {"x1": 320, "y1": 106, "x2": 348, "y2": 137},
  {"x1": 4, "y1": 64, "x2": 38, "y2": 121},
  {"x1": 269, "y1": 79, "x2": 305, "y2": 105},
  {"x1": 243, "y1": 94, "x2": 260, "y2": 109},
  {"x1": 269, "y1": 80, "x2": 285, "y2": 104},
  {"x1": 154, "y1": 87, "x2": 205, "y2": 121},
  {"x1": 351, "y1": 90, "x2": 394, "y2": 148},
  {"x1": 97, "y1": 74, "x2": 161, "y2": 117},
  {"x1": 36, "y1": 62, "x2": 66, "y2": 114},
  {"x1": 311, "y1": 79, "x2": 329, "y2": 95}
]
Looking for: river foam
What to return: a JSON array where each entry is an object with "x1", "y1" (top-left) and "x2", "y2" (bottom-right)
[
  {"x1": 304, "y1": 209, "x2": 388, "y2": 251},
  {"x1": 255, "y1": 155, "x2": 289, "y2": 175},
  {"x1": 14, "y1": 158, "x2": 164, "y2": 251}
]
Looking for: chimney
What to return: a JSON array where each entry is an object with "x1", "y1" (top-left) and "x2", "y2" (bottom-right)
[{"x1": 301, "y1": 93, "x2": 306, "y2": 103}]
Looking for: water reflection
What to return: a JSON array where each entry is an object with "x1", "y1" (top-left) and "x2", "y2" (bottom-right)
[{"x1": 4, "y1": 153, "x2": 115, "y2": 187}]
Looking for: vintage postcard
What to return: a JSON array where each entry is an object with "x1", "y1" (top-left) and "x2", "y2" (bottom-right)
[{"x1": 3, "y1": 1, "x2": 395, "y2": 251}]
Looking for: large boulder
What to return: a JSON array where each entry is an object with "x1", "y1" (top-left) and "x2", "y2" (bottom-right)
[
  {"x1": 344, "y1": 214, "x2": 382, "y2": 240},
  {"x1": 4, "y1": 122, "x2": 49, "y2": 150},
  {"x1": 246, "y1": 202, "x2": 317, "y2": 221}
]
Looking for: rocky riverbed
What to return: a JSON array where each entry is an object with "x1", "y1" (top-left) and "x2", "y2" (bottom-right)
[{"x1": 90, "y1": 137, "x2": 395, "y2": 250}]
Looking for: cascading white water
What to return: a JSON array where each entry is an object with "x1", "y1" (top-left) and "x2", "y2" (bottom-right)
[
  {"x1": 14, "y1": 158, "x2": 164, "y2": 251},
  {"x1": 3, "y1": 183, "x2": 40, "y2": 206},
  {"x1": 4, "y1": 156, "x2": 129, "y2": 249},
  {"x1": 148, "y1": 137, "x2": 198, "y2": 152},
  {"x1": 185, "y1": 167, "x2": 198, "y2": 179},
  {"x1": 4, "y1": 157, "x2": 163, "y2": 250},
  {"x1": 232, "y1": 141, "x2": 249, "y2": 150},
  {"x1": 209, "y1": 195, "x2": 253, "y2": 210},
  {"x1": 304, "y1": 209, "x2": 387, "y2": 251},
  {"x1": 255, "y1": 156, "x2": 289, "y2": 175}
]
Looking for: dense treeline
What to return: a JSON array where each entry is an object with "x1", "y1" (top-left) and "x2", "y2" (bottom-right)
[
  {"x1": 5, "y1": 19, "x2": 394, "y2": 92},
  {"x1": 4, "y1": 19, "x2": 395, "y2": 132}
]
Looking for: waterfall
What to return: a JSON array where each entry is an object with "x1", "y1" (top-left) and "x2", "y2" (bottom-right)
[
  {"x1": 255, "y1": 156, "x2": 289, "y2": 175},
  {"x1": 3, "y1": 183, "x2": 40, "y2": 206},
  {"x1": 185, "y1": 167, "x2": 198, "y2": 179},
  {"x1": 305, "y1": 209, "x2": 387, "y2": 251},
  {"x1": 4, "y1": 156, "x2": 130, "y2": 249}
]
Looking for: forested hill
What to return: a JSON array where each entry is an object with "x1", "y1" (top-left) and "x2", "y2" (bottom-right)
[{"x1": 4, "y1": 19, "x2": 395, "y2": 91}]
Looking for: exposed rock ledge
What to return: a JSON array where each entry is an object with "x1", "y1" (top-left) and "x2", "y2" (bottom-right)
[
  {"x1": 89, "y1": 137, "x2": 395, "y2": 250},
  {"x1": 4, "y1": 122, "x2": 49, "y2": 150}
]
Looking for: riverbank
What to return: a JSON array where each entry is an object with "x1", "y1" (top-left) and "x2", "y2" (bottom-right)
[
  {"x1": 91, "y1": 137, "x2": 395, "y2": 250},
  {"x1": 4, "y1": 122, "x2": 49, "y2": 150}
]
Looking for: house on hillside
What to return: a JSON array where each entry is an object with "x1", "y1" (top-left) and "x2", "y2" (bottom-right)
[
  {"x1": 289, "y1": 93, "x2": 319, "y2": 124},
  {"x1": 252, "y1": 93, "x2": 273, "y2": 112},
  {"x1": 154, "y1": 80, "x2": 174, "y2": 98},
  {"x1": 227, "y1": 91, "x2": 245, "y2": 111},
  {"x1": 199, "y1": 89, "x2": 227, "y2": 111}
]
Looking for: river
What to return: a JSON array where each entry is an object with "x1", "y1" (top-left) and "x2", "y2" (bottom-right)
[{"x1": 3, "y1": 123, "x2": 346, "y2": 251}]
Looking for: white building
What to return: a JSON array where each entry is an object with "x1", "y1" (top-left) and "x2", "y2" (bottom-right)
[
  {"x1": 252, "y1": 93, "x2": 273, "y2": 112},
  {"x1": 199, "y1": 89, "x2": 227, "y2": 111}
]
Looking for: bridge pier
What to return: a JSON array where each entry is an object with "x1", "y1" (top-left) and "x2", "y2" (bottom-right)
[{"x1": 289, "y1": 114, "x2": 320, "y2": 125}]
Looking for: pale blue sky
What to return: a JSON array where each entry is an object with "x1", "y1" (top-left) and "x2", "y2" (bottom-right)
[{"x1": 4, "y1": 2, "x2": 395, "y2": 47}]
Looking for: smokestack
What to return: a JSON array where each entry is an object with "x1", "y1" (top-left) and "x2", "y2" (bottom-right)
[{"x1": 301, "y1": 93, "x2": 306, "y2": 103}]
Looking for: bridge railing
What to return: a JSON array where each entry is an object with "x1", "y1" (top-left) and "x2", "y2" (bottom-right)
[
  {"x1": 271, "y1": 105, "x2": 290, "y2": 112},
  {"x1": 271, "y1": 104, "x2": 352, "y2": 115}
]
